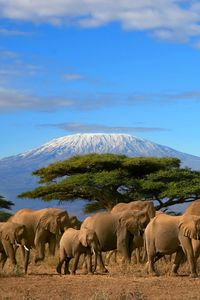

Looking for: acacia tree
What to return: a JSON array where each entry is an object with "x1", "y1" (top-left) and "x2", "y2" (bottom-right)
[
  {"x1": 18, "y1": 153, "x2": 200, "y2": 213},
  {"x1": 0, "y1": 194, "x2": 13, "y2": 221}
]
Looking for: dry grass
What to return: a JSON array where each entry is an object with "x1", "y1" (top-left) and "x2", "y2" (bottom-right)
[{"x1": 0, "y1": 250, "x2": 200, "y2": 299}]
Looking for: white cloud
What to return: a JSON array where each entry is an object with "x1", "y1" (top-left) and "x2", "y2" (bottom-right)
[
  {"x1": 1, "y1": 87, "x2": 200, "y2": 113},
  {"x1": 0, "y1": 50, "x2": 18, "y2": 58},
  {"x1": 0, "y1": 50, "x2": 46, "y2": 81},
  {"x1": 0, "y1": 28, "x2": 30, "y2": 36},
  {"x1": 0, "y1": 87, "x2": 73, "y2": 112},
  {"x1": 0, "y1": 1, "x2": 200, "y2": 42},
  {"x1": 193, "y1": 40, "x2": 200, "y2": 49},
  {"x1": 40, "y1": 122, "x2": 167, "y2": 133},
  {"x1": 63, "y1": 73, "x2": 84, "y2": 80}
]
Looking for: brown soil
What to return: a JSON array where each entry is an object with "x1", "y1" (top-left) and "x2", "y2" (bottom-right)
[{"x1": 1, "y1": 255, "x2": 200, "y2": 300}]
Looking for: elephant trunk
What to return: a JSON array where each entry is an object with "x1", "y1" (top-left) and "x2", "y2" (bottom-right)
[
  {"x1": 24, "y1": 248, "x2": 30, "y2": 274},
  {"x1": 117, "y1": 231, "x2": 132, "y2": 262},
  {"x1": 90, "y1": 241, "x2": 100, "y2": 254},
  {"x1": 19, "y1": 238, "x2": 30, "y2": 251}
]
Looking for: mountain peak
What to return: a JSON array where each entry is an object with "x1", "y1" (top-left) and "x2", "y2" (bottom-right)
[
  {"x1": 20, "y1": 133, "x2": 155, "y2": 158},
  {"x1": 1, "y1": 132, "x2": 200, "y2": 214},
  {"x1": 17, "y1": 132, "x2": 181, "y2": 160},
  {"x1": 1, "y1": 132, "x2": 198, "y2": 162}
]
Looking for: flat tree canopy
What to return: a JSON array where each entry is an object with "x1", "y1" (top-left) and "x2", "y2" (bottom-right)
[
  {"x1": 0, "y1": 195, "x2": 13, "y2": 221},
  {"x1": 18, "y1": 153, "x2": 200, "y2": 213}
]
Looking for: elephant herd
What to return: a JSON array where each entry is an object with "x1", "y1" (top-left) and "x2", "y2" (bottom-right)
[
  {"x1": 0, "y1": 208, "x2": 80, "y2": 273},
  {"x1": 1, "y1": 200, "x2": 200, "y2": 278}
]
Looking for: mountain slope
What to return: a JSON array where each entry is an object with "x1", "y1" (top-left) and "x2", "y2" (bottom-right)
[{"x1": 1, "y1": 133, "x2": 200, "y2": 216}]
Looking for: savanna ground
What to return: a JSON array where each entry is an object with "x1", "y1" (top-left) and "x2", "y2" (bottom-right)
[{"x1": 1, "y1": 250, "x2": 200, "y2": 300}]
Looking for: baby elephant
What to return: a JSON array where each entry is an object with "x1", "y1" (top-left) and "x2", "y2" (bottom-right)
[{"x1": 56, "y1": 228, "x2": 100, "y2": 275}]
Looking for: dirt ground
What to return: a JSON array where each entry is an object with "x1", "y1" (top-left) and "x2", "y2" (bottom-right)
[{"x1": 1, "y1": 254, "x2": 200, "y2": 300}]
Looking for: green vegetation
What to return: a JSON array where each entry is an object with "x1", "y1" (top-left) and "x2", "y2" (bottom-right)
[
  {"x1": 0, "y1": 194, "x2": 13, "y2": 221},
  {"x1": 18, "y1": 153, "x2": 200, "y2": 213}
]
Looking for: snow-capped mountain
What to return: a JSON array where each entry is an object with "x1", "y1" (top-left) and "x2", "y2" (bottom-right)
[{"x1": 1, "y1": 133, "x2": 200, "y2": 217}]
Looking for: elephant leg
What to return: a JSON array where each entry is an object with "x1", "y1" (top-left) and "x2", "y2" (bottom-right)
[
  {"x1": 146, "y1": 251, "x2": 158, "y2": 276},
  {"x1": 93, "y1": 252, "x2": 98, "y2": 272},
  {"x1": 132, "y1": 248, "x2": 141, "y2": 264},
  {"x1": 0, "y1": 252, "x2": 8, "y2": 269},
  {"x1": 48, "y1": 235, "x2": 56, "y2": 256},
  {"x1": 136, "y1": 248, "x2": 141, "y2": 264},
  {"x1": 64, "y1": 257, "x2": 71, "y2": 275},
  {"x1": 180, "y1": 237, "x2": 197, "y2": 278},
  {"x1": 141, "y1": 247, "x2": 147, "y2": 263},
  {"x1": 86, "y1": 253, "x2": 93, "y2": 274},
  {"x1": 84, "y1": 252, "x2": 106, "y2": 273},
  {"x1": 171, "y1": 249, "x2": 184, "y2": 275},
  {"x1": 56, "y1": 257, "x2": 65, "y2": 274},
  {"x1": 81, "y1": 253, "x2": 87, "y2": 273},
  {"x1": 2, "y1": 241, "x2": 17, "y2": 266},
  {"x1": 9, "y1": 254, "x2": 17, "y2": 273},
  {"x1": 192, "y1": 239, "x2": 200, "y2": 263},
  {"x1": 97, "y1": 252, "x2": 109, "y2": 273},
  {"x1": 34, "y1": 243, "x2": 45, "y2": 263},
  {"x1": 71, "y1": 253, "x2": 81, "y2": 275},
  {"x1": 154, "y1": 252, "x2": 165, "y2": 263}
]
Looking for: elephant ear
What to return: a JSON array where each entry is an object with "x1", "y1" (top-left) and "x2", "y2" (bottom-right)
[
  {"x1": 1, "y1": 225, "x2": 15, "y2": 244},
  {"x1": 59, "y1": 211, "x2": 70, "y2": 231},
  {"x1": 16, "y1": 225, "x2": 26, "y2": 239},
  {"x1": 37, "y1": 214, "x2": 60, "y2": 235},
  {"x1": 117, "y1": 217, "x2": 128, "y2": 240},
  {"x1": 135, "y1": 210, "x2": 150, "y2": 228},
  {"x1": 119, "y1": 212, "x2": 141, "y2": 235},
  {"x1": 145, "y1": 201, "x2": 156, "y2": 219},
  {"x1": 78, "y1": 228, "x2": 88, "y2": 247},
  {"x1": 179, "y1": 215, "x2": 200, "y2": 240}
]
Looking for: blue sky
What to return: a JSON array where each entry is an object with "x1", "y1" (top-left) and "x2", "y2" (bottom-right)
[{"x1": 1, "y1": 0, "x2": 200, "y2": 158}]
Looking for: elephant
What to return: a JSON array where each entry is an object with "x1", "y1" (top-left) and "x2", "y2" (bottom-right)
[
  {"x1": 0, "y1": 221, "x2": 29, "y2": 273},
  {"x1": 111, "y1": 200, "x2": 156, "y2": 220},
  {"x1": 184, "y1": 199, "x2": 200, "y2": 260},
  {"x1": 56, "y1": 227, "x2": 100, "y2": 275},
  {"x1": 9, "y1": 207, "x2": 70, "y2": 271},
  {"x1": 144, "y1": 212, "x2": 200, "y2": 277},
  {"x1": 109, "y1": 201, "x2": 155, "y2": 264},
  {"x1": 81, "y1": 210, "x2": 145, "y2": 272}
]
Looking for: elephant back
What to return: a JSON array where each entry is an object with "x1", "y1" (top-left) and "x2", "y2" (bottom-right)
[
  {"x1": 82, "y1": 212, "x2": 118, "y2": 251},
  {"x1": 184, "y1": 199, "x2": 200, "y2": 216},
  {"x1": 60, "y1": 228, "x2": 79, "y2": 257},
  {"x1": 36, "y1": 208, "x2": 70, "y2": 232},
  {"x1": 111, "y1": 200, "x2": 156, "y2": 219}
]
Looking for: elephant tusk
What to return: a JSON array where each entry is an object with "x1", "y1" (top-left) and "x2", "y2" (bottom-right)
[
  {"x1": 15, "y1": 241, "x2": 21, "y2": 247},
  {"x1": 24, "y1": 245, "x2": 30, "y2": 251},
  {"x1": 91, "y1": 247, "x2": 95, "y2": 255}
]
